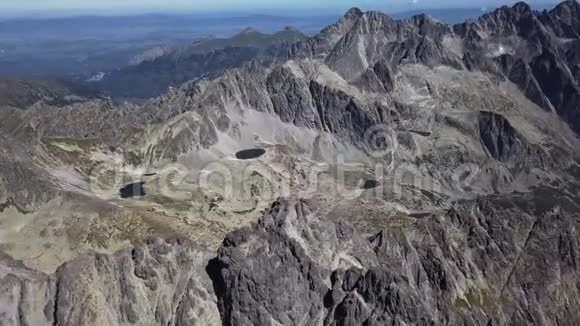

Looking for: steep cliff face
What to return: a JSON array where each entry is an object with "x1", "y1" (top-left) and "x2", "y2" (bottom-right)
[
  {"x1": 319, "y1": 10, "x2": 462, "y2": 82},
  {"x1": 478, "y1": 111, "x2": 525, "y2": 162},
  {"x1": 0, "y1": 239, "x2": 220, "y2": 326},
  {"x1": 290, "y1": 1, "x2": 580, "y2": 135},
  {"x1": 289, "y1": 7, "x2": 365, "y2": 59},
  {"x1": 544, "y1": 0, "x2": 580, "y2": 38},
  {"x1": 209, "y1": 197, "x2": 580, "y2": 326},
  {"x1": 4, "y1": 195, "x2": 576, "y2": 326},
  {"x1": 455, "y1": 1, "x2": 580, "y2": 134}
]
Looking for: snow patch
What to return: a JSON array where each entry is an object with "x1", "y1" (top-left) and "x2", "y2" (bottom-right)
[
  {"x1": 315, "y1": 64, "x2": 363, "y2": 98},
  {"x1": 487, "y1": 43, "x2": 513, "y2": 58},
  {"x1": 283, "y1": 60, "x2": 306, "y2": 79},
  {"x1": 357, "y1": 36, "x2": 369, "y2": 70},
  {"x1": 442, "y1": 36, "x2": 464, "y2": 57}
]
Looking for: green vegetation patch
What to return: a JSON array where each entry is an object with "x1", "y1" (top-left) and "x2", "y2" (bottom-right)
[
  {"x1": 148, "y1": 194, "x2": 193, "y2": 212},
  {"x1": 41, "y1": 137, "x2": 101, "y2": 172}
]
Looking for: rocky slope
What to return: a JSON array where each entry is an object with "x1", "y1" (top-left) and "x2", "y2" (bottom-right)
[
  {"x1": 211, "y1": 196, "x2": 580, "y2": 325},
  {"x1": 3, "y1": 195, "x2": 578, "y2": 325},
  {"x1": 1, "y1": 1, "x2": 580, "y2": 325},
  {"x1": 0, "y1": 78, "x2": 92, "y2": 109},
  {"x1": 456, "y1": 0, "x2": 580, "y2": 134},
  {"x1": 0, "y1": 239, "x2": 219, "y2": 326}
]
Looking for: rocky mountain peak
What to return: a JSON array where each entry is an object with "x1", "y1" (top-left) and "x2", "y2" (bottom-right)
[
  {"x1": 512, "y1": 1, "x2": 533, "y2": 15},
  {"x1": 352, "y1": 10, "x2": 396, "y2": 35},
  {"x1": 407, "y1": 13, "x2": 453, "y2": 39},
  {"x1": 551, "y1": 0, "x2": 580, "y2": 15},
  {"x1": 549, "y1": 0, "x2": 580, "y2": 31},
  {"x1": 410, "y1": 13, "x2": 437, "y2": 24},
  {"x1": 288, "y1": 6, "x2": 365, "y2": 58},
  {"x1": 344, "y1": 7, "x2": 364, "y2": 19},
  {"x1": 480, "y1": 1, "x2": 534, "y2": 27}
]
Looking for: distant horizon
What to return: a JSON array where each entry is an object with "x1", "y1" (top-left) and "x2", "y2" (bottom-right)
[{"x1": 0, "y1": 0, "x2": 559, "y2": 20}]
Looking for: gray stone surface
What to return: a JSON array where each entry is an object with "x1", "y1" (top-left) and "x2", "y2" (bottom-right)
[
  {"x1": 0, "y1": 239, "x2": 220, "y2": 326},
  {"x1": 210, "y1": 197, "x2": 580, "y2": 325}
]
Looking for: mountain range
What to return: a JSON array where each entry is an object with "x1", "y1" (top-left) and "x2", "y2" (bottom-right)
[
  {"x1": 91, "y1": 27, "x2": 308, "y2": 99},
  {"x1": 1, "y1": 1, "x2": 580, "y2": 325}
]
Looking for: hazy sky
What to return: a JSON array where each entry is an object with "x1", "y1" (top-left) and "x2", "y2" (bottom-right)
[{"x1": 0, "y1": 0, "x2": 560, "y2": 15}]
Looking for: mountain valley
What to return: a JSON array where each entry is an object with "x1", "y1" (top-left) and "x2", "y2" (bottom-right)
[{"x1": 1, "y1": 1, "x2": 580, "y2": 325}]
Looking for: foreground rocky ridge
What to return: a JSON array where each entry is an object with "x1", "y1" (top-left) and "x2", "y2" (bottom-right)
[
  {"x1": 1, "y1": 1, "x2": 580, "y2": 325},
  {"x1": 2, "y1": 195, "x2": 579, "y2": 325},
  {"x1": 212, "y1": 196, "x2": 580, "y2": 325},
  {"x1": 0, "y1": 239, "x2": 220, "y2": 325}
]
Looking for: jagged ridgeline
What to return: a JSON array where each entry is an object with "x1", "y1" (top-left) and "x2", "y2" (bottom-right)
[{"x1": 1, "y1": 1, "x2": 580, "y2": 325}]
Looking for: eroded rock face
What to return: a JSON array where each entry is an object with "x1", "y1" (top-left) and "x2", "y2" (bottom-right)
[
  {"x1": 292, "y1": 1, "x2": 580, "y2": 135},
  {"x1": 1, "y1": 191, "x2": 580, "y2": 326},
  {"x1": 0, "y1": 239, "x2": 220, "y2": 326},
  {"x1": 208, "y1": 197, "x2": 580, "y2": 326},
  {"x1": 478, "y1": 111, "x2": 524, "y2": 162},
  {"x1": 266, "y1": 65, "x2": 320, "y2": 127},
  {"x1": 456, "y1": 1, "x2": 580, "y2": 134},
  {"x1": 208, "y1": 199, "x2": 378, "y2": 325}
]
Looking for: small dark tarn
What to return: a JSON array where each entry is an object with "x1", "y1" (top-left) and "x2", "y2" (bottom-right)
[
  {"x1": 235, "y1": 148, "x2": 266, "y2": 160},
  {"x1": 143, "y1": 173, "x2": 157, "y2": 177},
  {"x1": 396, "y1": 128, "x2": 432, "y2": 137},
  {"x1": 120, "y1": 182, "x2": 146, "y2": 199},
  {"x1": 409, "y1": 212, "x2": 432, "y2": 219},
  {"x1": 362, "y1": 180, "x2": 380, "y2": 189},
  {"x1": 408, "y1": 130, "x2": 431, "y2": 137}
]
